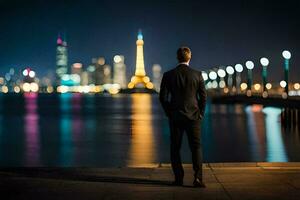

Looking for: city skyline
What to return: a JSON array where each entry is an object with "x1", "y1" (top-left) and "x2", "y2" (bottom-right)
[{"x1": 1, "y1": 0, "x2": 300, "y2": 82}]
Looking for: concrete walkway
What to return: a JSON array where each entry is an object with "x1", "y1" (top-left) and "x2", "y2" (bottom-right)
[{"x1": 1, "y1": 163, "x2": 300, "y2": 200}]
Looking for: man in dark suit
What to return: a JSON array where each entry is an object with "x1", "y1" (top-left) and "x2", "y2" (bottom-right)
[{"x1": 159, "y1": 47, "x2": 207, "y2": 187}]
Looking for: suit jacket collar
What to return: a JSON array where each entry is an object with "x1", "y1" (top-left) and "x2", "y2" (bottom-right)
[{"x1": 177, "y1": 62, "x2": 189, "y2": 66}]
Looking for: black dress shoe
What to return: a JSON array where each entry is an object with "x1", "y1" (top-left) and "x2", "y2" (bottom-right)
[
  {"x1": 193, "y1": 178, "x2": 206, "y2": 188},
  {"x1": 171, "y1": 180, "x2": 183, "y2": 186}
]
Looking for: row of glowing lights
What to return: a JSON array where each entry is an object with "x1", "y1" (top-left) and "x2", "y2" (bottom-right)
[
  {"x1": 57, "y1": 84, "x2": 121, "y2": 95},
  {"x1": 2, "y1": 81, "x2": 298, "y2": 94},
  {"x1": 1, "y1": 83, "x2": 44, "y2": 93},
  {"x1": 207, "y1": 81, "x2": 300, "y2": 91},
  {"x1": 201, "y1": 50, "x2": 292, "y2": 81},
  {"x1": 1, "y1": 69, "x2": 39, "y2": 93},
  {"x1": 1, "y1": 68, "x2": 41, "y2": 93},
  {"x1": 1, "y1": 84, "x2": 122, "y2": 94}
]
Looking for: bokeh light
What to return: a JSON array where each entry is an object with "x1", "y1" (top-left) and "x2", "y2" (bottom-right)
[
  {"x1": 282, "y1": 50, "x2": 291, "y2": 59},
  {"x1": 217, "y1": 69, "x2": 226, "y2": 78},
  {"x1": 234, "y1": 64, "x2": 243, "y2": 73},
  {"x1": 245, "y1": 61, "x2": 254, "y2": 70},
  {"x1": 201, "y1": 72, "x2": 208, "y2": 81},
  {"x1": 266, "y1": 83, "x2": 272, "y2": 90},
  {"x1": 226, "y1": 66, "x2": 234, "y2": 75},
  {"x1": 209, "y1": 71, "x2": 217, "y2": 80},
  {"x1": 260, "y1": 57, "x2": 269, "y2": 66},
  {"x1": 280, "y1": 80, "x2": 287, "y2": 88}
]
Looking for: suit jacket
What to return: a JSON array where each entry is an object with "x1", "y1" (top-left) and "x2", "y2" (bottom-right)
[{"x1": 159, "y1": 64, "x2": 207, "y2": 121}]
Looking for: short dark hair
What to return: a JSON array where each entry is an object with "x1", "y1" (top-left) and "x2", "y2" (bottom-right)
[{"x1": 177, "y1": 46, "x2": 191, "y2": 62}]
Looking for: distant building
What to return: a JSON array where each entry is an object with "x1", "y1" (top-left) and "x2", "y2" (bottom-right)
[
  {"x1": 87, "y1": 64, "x2": 96, "y2": 85},
  {"x1": 103, "y1": 64, "x2": 112, "y2": 84},
  {"x1": 71, "y1": 63, "x2": 83, "y2": 76},
  {"x1": 55, "y1": 35, "x2": 68, "y2": 83},
  {"x1": 113, "y1": 55, "x2": 127, "y2": 89},
  {"x1": 61, "y1": 74, "x2": 80, "y2": 86},
  {"x1": 152, "y1": 64, "x2": 162, "y2": 92},
  {"x1": 81, "y1": 71, "x2": 89, "y2": 86},
  {"x1": 5, "y1": 68, "x2": 17, "y2": 92},
  {"x1": 94, "y1": 57, "x2": 111, "y2": 85}
]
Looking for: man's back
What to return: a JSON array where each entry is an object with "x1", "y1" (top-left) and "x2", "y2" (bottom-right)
[
  {"x1": 159, "y1": 64, "x2": 206, "y2": 121},
  {"x1": 160, "y1": 46, "x2": 206, "y2": 187}
]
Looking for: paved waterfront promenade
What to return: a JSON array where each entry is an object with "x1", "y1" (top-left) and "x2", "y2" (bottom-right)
[{"x1": 1, "y1": 163, "x2": 300, "y2": 200}]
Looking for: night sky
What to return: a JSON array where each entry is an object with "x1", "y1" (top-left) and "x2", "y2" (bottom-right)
[{"x1": 0, "y1": 0, "x2": 299, "y2": 83}]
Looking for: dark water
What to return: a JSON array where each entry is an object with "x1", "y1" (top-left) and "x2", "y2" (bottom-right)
[{"x1": 0, "y1": 93, "x2": 299, "y2": 167}]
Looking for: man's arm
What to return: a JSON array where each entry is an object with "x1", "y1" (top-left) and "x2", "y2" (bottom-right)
[
  {"x1": 197, "y1": 73, "x2": 207, "y2": 119},
  {"x1": 159, "y1": 73, "x2": 171, "y2": 117}
]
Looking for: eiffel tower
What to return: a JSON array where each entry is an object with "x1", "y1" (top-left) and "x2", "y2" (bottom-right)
[{"x1": 128, "y1": 30, "x2": 153, "y2": 90}]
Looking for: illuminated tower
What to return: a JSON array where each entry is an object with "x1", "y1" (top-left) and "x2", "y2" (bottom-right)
[
  {"x1": 56, "y1": 35, "x2": 68, "y2": 81},
  {"x1": 128, "y1": 30, "x2": 153, "y2": 89}
]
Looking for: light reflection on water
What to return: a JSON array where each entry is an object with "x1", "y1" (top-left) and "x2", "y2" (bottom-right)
[
  {"x1": 0, "y1": 93, "x2": 299, "y2": 167},
  {"x1": 60, "y1": 93, "x2": 73, "y2": 166},
  {"x1": 245, "y1": 105, "x2": 265, "y2": 161},
  {"x1": 245, "y1": 105, "x2": 288, "y2": 162},
  {"x1": 263, "y1": 107, "x2": 288, "y2": 162},
  {"x1": 24, "y1": 93, "x2": 40, "y2": 166},
  {"x1": 127, "y1": 94, "x2": 156, "y2": 166}
]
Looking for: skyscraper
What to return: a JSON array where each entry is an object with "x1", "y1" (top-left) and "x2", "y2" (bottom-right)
[
  {"x1": 113, "y1": 55, "x2": 127, "y2": 89},
  {"x1": 103, "y1": 64, "x2": 112, "y2": 84},
  {"x1": 71, "y1": 63, "x2": 83, "y2": 75},
  {"x1": 55, "y1": 35, "x2": 68, "y2": 82},
  {"x1": 94, "y1": 57, "x2": 111, "y2": 85},
  {"x1": 71, "y1": 63, "x2": 84, "y2": 85},
  {"x1": 87, "y1": 63, "x2": 96, "y2": 85},
  {"x1": 152, "y1": 64, "x2": 162, "y2": 92},
  {"x1": 81, "y1": 71, "x2": 89, "y2": 86},
  {"x1": 128, "y1": 30, "x2": 153, "y2": 89}
]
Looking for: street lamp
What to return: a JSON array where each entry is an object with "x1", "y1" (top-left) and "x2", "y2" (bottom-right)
[
  {"x1": 209, "y1": 71, "x2": 218, "y2": 90},
  {"x1": 217, "y1": 68, "x2": 226, "y2": 78},
  {"x1": 234, "y1": 64, "x2": 243, "y2": 94},
  {"x1": 245, "y1": 61, "x2": 254, "y2": 91},
  {"x1": 282, "y1": 50, "x2": 291, "y2": 94},
  {"x1": 226, "y1": 66, "x2": 235, "y2": 92},
  {"x1": 208, "y1": 71, "x2": 217, "y2": 80},
  {"x1": 202, "y1": 71, "x2": 208, "y2": 81},
  {"x1": 260, "y1": 57, "x2": 269, "y2": 94},
  {"x1": 217, "y1": 68, "x2": 226, "y2": 89},
  {"x1": 226, "y1": 66, "x2": 234, "y2": 75},
  {"x1": 202, "y1": 71, "x2": 208, "y2": 88}
]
